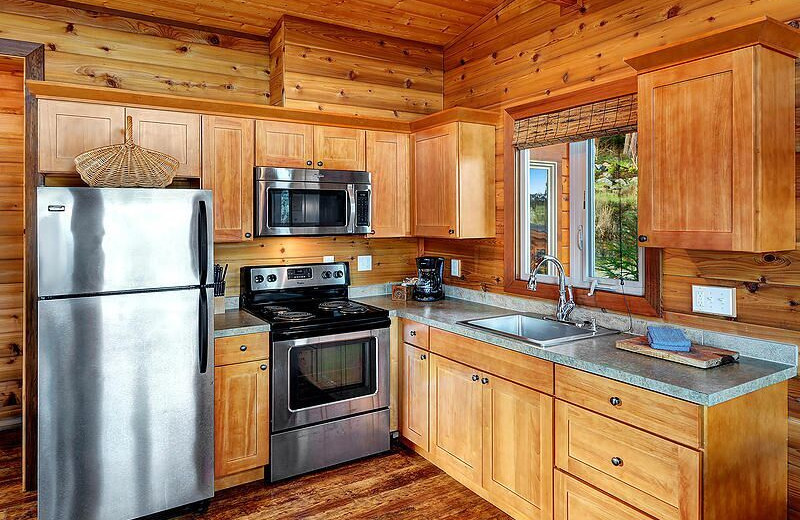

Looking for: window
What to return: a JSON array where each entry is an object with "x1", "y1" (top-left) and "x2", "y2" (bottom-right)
[{"x1": 515, "y1": 132, "x2": 644, "y2": 296}]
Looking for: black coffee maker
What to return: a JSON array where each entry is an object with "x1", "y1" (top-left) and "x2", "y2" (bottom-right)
[{"x1": 414, "y1": 256, "x2": 445, "y2": 301}]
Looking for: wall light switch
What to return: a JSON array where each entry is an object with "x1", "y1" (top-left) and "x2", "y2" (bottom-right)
[
  {"x1": 692, "y1": 285, "x2": 736, "y2": 317},
  {"x1": 451, "y1": 259, "x2": 461, "y2": 278},
  {"x1": 323, "y1": 255, "x2": 335, "y2": 263},
  {"x1": 357, "y1": 255, "x2": 372, "y2": 271}
]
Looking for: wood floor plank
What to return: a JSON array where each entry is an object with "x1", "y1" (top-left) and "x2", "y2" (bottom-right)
[{"x1": 0, "y1": 431, "x2": 509, "y2": 520}]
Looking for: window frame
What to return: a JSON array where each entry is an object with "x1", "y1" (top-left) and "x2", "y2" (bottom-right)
[{"x1": 500, "y1": 80, "x2": 661, "y2": 318}]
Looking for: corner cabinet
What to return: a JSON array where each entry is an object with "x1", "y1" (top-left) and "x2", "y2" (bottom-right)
[
  {"x1": 626, "y1": 17, "x2": 800, "y2": 252},
  {"x1": 201, "y1": 116, "x2": 255, "y2": 243},
  {"x1": 412, "y1": 121, "x2": 495, "y2": 238}
]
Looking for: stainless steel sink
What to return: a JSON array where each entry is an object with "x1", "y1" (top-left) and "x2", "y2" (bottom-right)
[{"x1": 458, "y1": 313, "x2": 620, "y2": 348}]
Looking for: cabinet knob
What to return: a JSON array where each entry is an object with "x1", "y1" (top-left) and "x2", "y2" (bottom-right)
[
  {"x1": 409, "y1": 330, "x2": 416, "y2": 337},
  {"x1": 306, "y1": 160, "x2": 313, "y2": 166},
  {"x1": 471, "y1": 374, "x2": 479, "y2": 382},
  {"x1": 481, "y1": 377, "x2": 489, "y2": 385},
  {"x1": 448, "y1": 229, "x2": 455, "y2": 235},
  {"x1": 240, "y1": 345, "x2": 247, "y2": 352},
  {"x1": 638, "y1": 235, "x2": 648, "y2": 243},
  {"x1": 611, "y1": 457, "x2": 623, "y2": 467},
  {"x1": 317, "y1": 161, "x2": 323, "y2": 167},
  {"x1": 260, "y1": 364, "x2": 268, "y2": 371},
  {"x1": 244, "y1": 232, "x2": 252, "y2": 239},
  {"x1": 420, "y1": 354, "x2": 427, "y2": 360},
  {"x1": 609, "y1": 396, "x2": 622, "y2": 407}
]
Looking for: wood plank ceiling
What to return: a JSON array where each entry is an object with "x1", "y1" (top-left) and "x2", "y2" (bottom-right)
[{"x1": 39, "y1": 0, "x2": 509, "y2": 46}]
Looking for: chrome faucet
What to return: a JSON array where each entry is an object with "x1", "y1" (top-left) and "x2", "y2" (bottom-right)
[{"x1": 527, "y1": 254, "x2": 576, "y2": 322}]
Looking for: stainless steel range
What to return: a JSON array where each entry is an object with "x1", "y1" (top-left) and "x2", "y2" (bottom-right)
[{"x1": 240, "y1": 262, "x2": 390, "y2": 481}]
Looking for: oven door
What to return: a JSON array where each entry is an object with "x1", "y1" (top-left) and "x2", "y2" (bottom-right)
[
  {"x1": 272, "y1": 327, "x2": 389, "y2": 432},
  {"x1": 256, "y1": 180, "x2": 355, "y2": 236}
]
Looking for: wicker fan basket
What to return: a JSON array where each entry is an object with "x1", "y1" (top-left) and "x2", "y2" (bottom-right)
[{"x1": 75, "y1": 116, "x2": 179, "y2": 188}]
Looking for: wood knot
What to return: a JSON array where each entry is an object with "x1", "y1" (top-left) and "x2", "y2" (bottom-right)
[
  {"x1": 491, "y1": 52, "x2": 498, "y2": 59},
  {"x1": 531, "y1": 53, "x2": 540, "y2": 62},
  {"x1": 562, "y1": 72, "x2": 569, "y2": 83},
  {"x1": 66, "y1": 23, "x2": 75, "y2": 33},
  {"x1": 47, "y1": 43, "x2": 57, "y2": 51},
  {"x1": 666, "y1": 5, "x2": 681, "y2": 19},
  {"x1": 404, "y1": 78, "x2": 413, "y2": 88},
  {"x1": 599, "y1": 20, "x2": 607, "y2": 27},
  {"x1": 104, "y1": 75, "x2": 121, "y2": 88},
  {"x1": 579, "y1": 23, "x2": 586, "y2": 30},
  {"x1": 208, "y1": 35, "x2": 220, "y2": 46},
  {"x1": 348, "y1": 70, "x2": 358, "y2": 80},
  {"x1": 460, "y1": 58, "x2": 466, "y2": 66},
  {"x1": 790, "y1": 300, "x2": 799, "y2": 307},
  {"x1": 790, "y1": 20, "x2": 800, "y2": 29},
  {"x1": 177, "y1": 46, "x2": 189, "y2": 54},
  {"x1": 743, "y1": 282, "x2": 760, "y2": 293}
]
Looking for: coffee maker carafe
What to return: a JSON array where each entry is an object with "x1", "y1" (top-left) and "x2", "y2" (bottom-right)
[{"x1": 414, "y1": 256, "x2": 445, "y2": 301}]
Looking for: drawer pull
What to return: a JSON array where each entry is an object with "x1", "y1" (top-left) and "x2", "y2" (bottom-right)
[
  {"x1": 410, "y1": 330, "x2": 417, "y2": 337},
  {"x1": 240, "y1": 345, "x2": 247, "y2": 352},
  {"x1": 472, "y1": 374, "x2": 480, "y2": 382},
  {"x1": 481, "y1": 377, "x2": 489, "y2": 385},
  {"x1": 260, "y1": 364, "x2": 268, "y2": 371},
  {"x1": 611, "y1": 457, "x2": 623, "y2": 467},
  {"x1": 609, "y1": 396, "x2": 622, "y2": 407},
  {"x1": 420, "y1": 354, "x2": 427, "y2": 360}
]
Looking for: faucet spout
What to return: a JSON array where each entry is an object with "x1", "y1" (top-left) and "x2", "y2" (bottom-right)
[{"x1": 527, "y1": 254, "x2": 575, "y2": 322}]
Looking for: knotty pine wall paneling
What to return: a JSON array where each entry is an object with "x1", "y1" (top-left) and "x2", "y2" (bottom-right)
[
  {"x1": 0, "y1": 57, "x2": 24, "y2": 427},
  {"x1": 269, "y1": 16, "x2": 443, "y2": 121},
  {"x1": 0, "y1": 0, "x2": 271, "y2": 103},
  {"x1": 436, "y1": 0, "x2": 800, "y2": 513}
]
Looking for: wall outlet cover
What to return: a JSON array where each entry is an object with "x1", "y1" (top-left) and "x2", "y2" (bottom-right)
[
  {"x1": 692, "y1": 285, "x2": 737, "y2": 317},
  {"x1": 323, "y1": 255, "x2": 335, "y2": 263},
  {"x1": 451, "y1": 259, "x2": 461, "y2": 278},
  {"x1": 357, "y1": 255, "x2": 372, "y2": 271}
]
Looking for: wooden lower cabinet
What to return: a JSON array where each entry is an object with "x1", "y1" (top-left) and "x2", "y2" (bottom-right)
[
  {"x1": 400, "y1": 342, "x2": 429, "y2": 451},
  {"x1": 555, "y1": 471, "x2": 652, "y2": 520},
  {"x1": 214, "y1": 338, "x2": 270, "y2": 490},
  {"x1": 424, "y1": 352, "x2": 553, "y2": 520}
]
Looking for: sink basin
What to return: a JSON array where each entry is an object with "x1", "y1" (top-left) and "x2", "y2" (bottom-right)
[{"x1": 458, "y1": 313, "x2": 620, "y2": 348}]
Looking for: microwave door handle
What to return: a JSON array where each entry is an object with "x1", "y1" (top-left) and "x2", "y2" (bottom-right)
[{"x1": 347, "y1": 184, "x2": 356, "y2": 233}]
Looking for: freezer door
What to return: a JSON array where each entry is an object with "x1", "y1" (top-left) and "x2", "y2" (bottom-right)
[
  {"x1": 38, "y1": 187, "x2": 213, "y2": 297},
  {"x1": 38, "y1": 288, "x2": 214, "y2": 520}
]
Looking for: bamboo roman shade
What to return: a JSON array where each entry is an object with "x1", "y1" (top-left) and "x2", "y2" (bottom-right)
[{"x1": 513, "y1": 94, "x2": 637, "y2": 149}]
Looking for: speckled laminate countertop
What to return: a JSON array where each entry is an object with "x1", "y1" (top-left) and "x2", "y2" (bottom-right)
[
  {"x1": 355, "y1": 295, "x2": 796, "y2": 406},
  {"x1": 214, "y1": 309, "x2": 270, "y2": 338}
]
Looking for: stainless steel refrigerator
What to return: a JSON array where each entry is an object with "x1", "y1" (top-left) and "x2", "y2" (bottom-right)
[{"x1": 36, "y1": 187, "x2": 215, "y2": 520}]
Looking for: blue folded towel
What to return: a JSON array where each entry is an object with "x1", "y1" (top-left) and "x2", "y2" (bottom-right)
[{"x1": 647, "y1": 326, "x2": 692, "y2": 352}]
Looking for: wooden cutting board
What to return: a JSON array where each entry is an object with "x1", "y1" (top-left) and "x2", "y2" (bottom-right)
[{"x1": 615, "y1": 336, "x2": 739, "y2": 369}]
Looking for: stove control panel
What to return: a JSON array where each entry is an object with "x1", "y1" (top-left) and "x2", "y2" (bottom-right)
[{"x1": 245, "y1": 262, "x2": 351, "y2": 291}]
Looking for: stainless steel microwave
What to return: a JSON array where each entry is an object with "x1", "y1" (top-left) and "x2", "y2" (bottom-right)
[{"x1": 254, "y1": 167, "x2": 371, "y2": 237}]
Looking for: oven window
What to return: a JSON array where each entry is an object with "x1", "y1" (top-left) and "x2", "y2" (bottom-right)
[
  {"x1": 289, "y1": 338, "x2": 377, "y2": 411},
  {"x1": 268, "y1": 189, "x2": 348, "y2": 228}
]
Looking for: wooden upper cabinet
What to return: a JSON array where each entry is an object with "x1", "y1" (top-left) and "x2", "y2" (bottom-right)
[
  {"x1": 626, "y1": 18, "x2": 800, "y2": 252},
  {"x1": 314, "y1": 126, "x2": 366, "y2": 171},
  {"x1": 412, "y1": 121, "x2": 495, "y2": 238},
  {"x1": 39, "y1": 100, "x2": 125, "y2": 173},
  {"x1": 202, "y1": 116, "x2": 255, "y2": 243},
  {"x1": 214, "y1": 359, "x2": 270, "y2": 478},
  {"x1": 254, "y1": 120, "x2": 314, "y2": 168},
  {"x1": 367, "y1": 131, "x2": 411, "y2": 237},
  {"x1": 126, "y1": 108, "x2": 201, "y2": 178}
]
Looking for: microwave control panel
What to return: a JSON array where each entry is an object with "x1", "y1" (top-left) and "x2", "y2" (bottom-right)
[{"x1": 356, "y1": 191, "x2": 370, "y2": 228}]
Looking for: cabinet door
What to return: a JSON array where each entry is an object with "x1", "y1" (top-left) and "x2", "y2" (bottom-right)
[
  {"x1": 413, "y1": 123, "x2": 458, "y2": 237},
  {"x1": 638, "y1": 52, "x2": 740, "y2": 250},
  {"x1": 401, "y1": 342, "x2": 429, "y2": 451},
  {"x1": 254, "y1": 120, "x2": 314, "y2": 168},
  {"x1": 366, "y1": 131, "x2": 411, "y2": 237},
  {"x1": 127, "y1": 108, "x2": 201, "y2": 178},
  {"x1": 202, "y1": 116, "x2": 254, "y2": 243},
  {"x1": 39, "y1": 100, "x2": 125, "y2": 173},
  {"x1": 429, "y1": 354, "x2": 482, "y2": 485},
  {"x1": 483, "y1": 375, "x2": 553, "y2": 520},
  {"x1": 314, "y1": 126, "x2": 366, "y2": 170},
  {"x1": 214, "y1": 360, "x2": 270, "y2": 478},
  {"x1": 555, "y1": 471, "x2": 653, "y2": 520}
]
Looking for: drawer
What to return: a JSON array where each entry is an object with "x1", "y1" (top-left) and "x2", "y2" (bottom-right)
[
  {"x1": 555, "y1": 401, "x2": 700, "y2": 520},
  {"x1": 555, "y1": 470, "x2": 654, "y2": 520},
  {"x1": 430, "y1": 328, "x2": 553, "y2": 394},
  {"x1": 402, "y1": 320, "x2": 429, "y2": 349},
  {"x1": 215, "y1": 332, "x2": 269, "y2": 366},
  {"x1": 555, "y1": 365, "x2": 702, "y2": 448}
]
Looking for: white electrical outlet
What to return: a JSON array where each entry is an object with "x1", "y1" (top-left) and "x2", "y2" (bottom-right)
[
  {"x1": 692, "y1": 285, "x2": 736, "y2": 317},
  {"x1": 323, "y1": 255, "x2": 335, "y2": 263},
  {"x1": 357, "y1": 255, "x2": 372, "y2": 271},
  {"x1": 451, "y1": 259, "x2": 461, "y2": 277}
]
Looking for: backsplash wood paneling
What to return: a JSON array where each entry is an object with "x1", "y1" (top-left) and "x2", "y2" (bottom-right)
[
  {"x1": 0, "y1": 58, "x2": 24, "y2": 425},
  {"x1": 0, "y1": 0, "x2": 270, "y2": 103}
]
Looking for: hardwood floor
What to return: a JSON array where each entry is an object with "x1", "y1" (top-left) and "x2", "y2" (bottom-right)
[{"x1": 0, "y1": 429, "x2": 510, "y2": 520}]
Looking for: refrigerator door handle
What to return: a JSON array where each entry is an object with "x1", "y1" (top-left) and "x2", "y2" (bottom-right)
[
  {"x1": 199, "y1": 289, "x2": 209, "y2": 374},
  {"x1": 198, "y1": 200, "x2": 209, "y2": 286}
]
